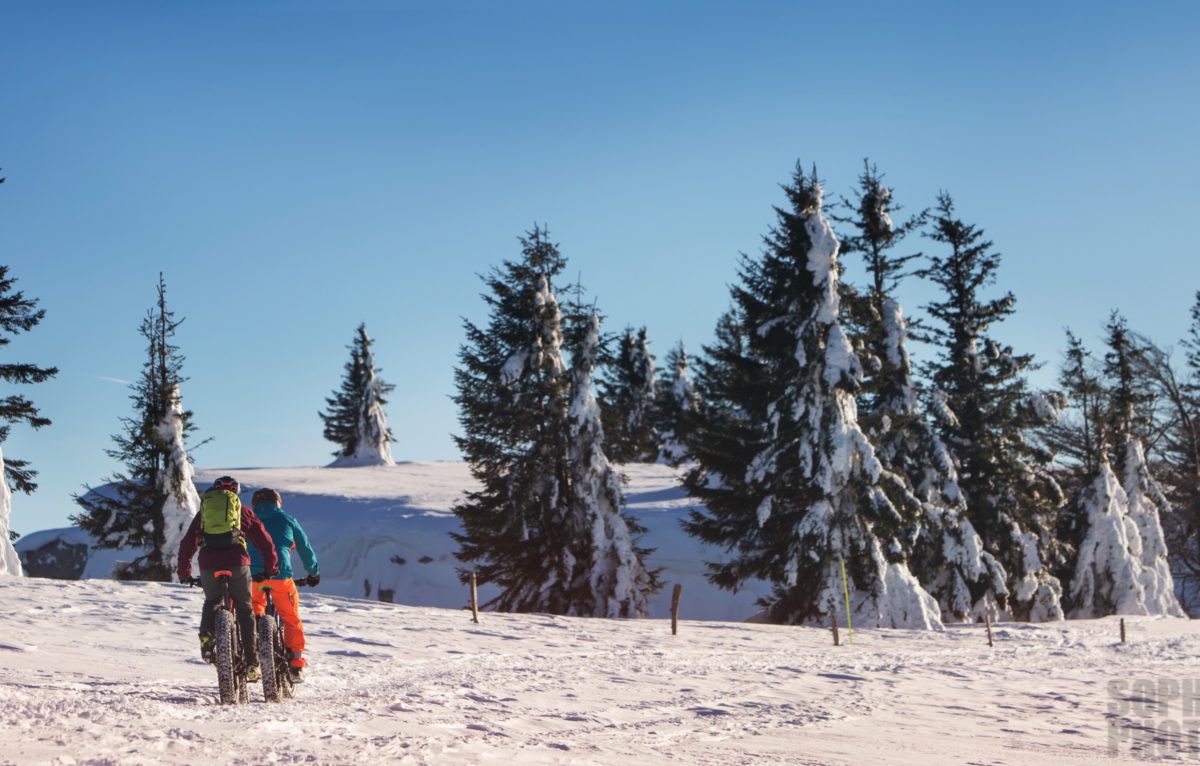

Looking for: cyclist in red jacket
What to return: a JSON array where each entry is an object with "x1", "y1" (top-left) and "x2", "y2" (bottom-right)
[{"x1": 178, "y1": 475, "x2": 279, "y2": 681}]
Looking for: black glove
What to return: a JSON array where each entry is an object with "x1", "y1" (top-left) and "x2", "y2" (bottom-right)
[
  {"x1": 252, "y1": 572, "x2": 269, "y2": 583},
  {"x1": 306, "y1": 574, "x2": 320, "y2": 587}
]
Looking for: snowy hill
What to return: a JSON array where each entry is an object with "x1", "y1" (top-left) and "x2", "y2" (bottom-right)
[
  {"x1": 17, "y1": 462, "x2": 772, "y2": 621},
  {"x1": 1, "y1": 575, "x2": 1194, "y2": 764}
]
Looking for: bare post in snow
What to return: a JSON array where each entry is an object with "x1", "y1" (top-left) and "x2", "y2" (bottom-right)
[
  {"x1": 670, "y1": 584, "x2": 682, "y2": 635},
  {"x1": 985, "y1": 614, "x2": 994, "y2": 648},
  {"x1": 470, "y1": 572, "x2": 479, "y2": 624}
]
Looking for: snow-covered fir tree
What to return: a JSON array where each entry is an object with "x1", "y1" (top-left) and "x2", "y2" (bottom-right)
[
  {"x1": 834, "y1": 163, "x2": 1004, "y2": 622},
  {"x1": 320, "y1": 323, "x2": 395, "y2": 467},
  {"x1": 73, "y1": 274, "x2": 199, "y2": 581},
  {"x1": 600, "y1": 326, "x2": 658, "y2": 463},
  {"x1": 1122, "y1": 438, "x2": 1185, "y2": 615},
  {"x1": 683, "y1": 164, "x2": 941, "y2": 628},
  {"x1": 0, "y1": 171, "x2": 55, "y2": 565},
  {"x1": 566, "y1": 312, "x2": 660, "y2": 616},
  {"x1": 919, "y1": 193, "x2": 1065, "y2": 621},
  {"x1": 654, "y1": 342, "x2": 699, "y2": 466},
  {"x1": 1099, "y1": 312, "x2": 1184, "y2": 616},
  {"x1": 157, "y1": 385, "x2": 200, "y2": 581},
  {"x1": 452, "y1": 227, "x2": 659, "y2": 616},
  {"x1": 1067, "y1": 449, "x2": 1146, "y2": 618}
]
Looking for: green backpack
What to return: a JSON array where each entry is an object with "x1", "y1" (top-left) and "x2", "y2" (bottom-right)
[{"x1": 199, "y1": 489, "x2": 245, "y2": 550}]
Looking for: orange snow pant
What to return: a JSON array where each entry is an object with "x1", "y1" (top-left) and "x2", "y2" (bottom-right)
[{"x1": 251, "y1": 578, "x2": 307, "y2": 668}]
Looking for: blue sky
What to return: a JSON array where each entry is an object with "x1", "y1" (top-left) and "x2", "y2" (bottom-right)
[{"x1": 2, "y1": 1, "x2": 1198, "y2": 532}]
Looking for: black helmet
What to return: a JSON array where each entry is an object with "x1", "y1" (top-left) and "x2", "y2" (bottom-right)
[{"x1": 211, "y1": 475, "x2": 240, "y2": 494}]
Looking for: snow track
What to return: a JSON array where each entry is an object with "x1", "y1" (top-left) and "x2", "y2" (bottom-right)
[{"x1": 0, "y1": 577, "x2": 1194, "y2": 764}]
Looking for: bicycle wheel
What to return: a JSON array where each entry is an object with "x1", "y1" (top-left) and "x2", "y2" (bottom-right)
[
  {"x1": 274, "y1": 617, "x2": 295, "y2": 700},
  {"x1": 257, "y1": 615, "x2": 280, "y2": 702},
  {"x1": 214, "y1": 609, "x2": 237, "y2": 705}
]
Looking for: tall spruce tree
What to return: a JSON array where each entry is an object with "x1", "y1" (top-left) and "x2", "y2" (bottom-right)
[
  {"x1": 600, "y1": 326, "x2": 659, "y2": 463},
  {"x1": 834, "y1": 163, "x2": 1004, "y2": 621},
  {"x1": 919, "y1": 193, "x2": 1065, "y2": 621},
  {"x1": 566, "y1": 312, "x2": 660, "y2": 616},
  {"x1": 73, "y1": 274, "x2": 198, "y2": 581},
  {"x1": 654, "y1": 342, "x2": 699, "y2": 466},
  {"x1": 320, "y1": 323, "x2": 395, "y2": 466},
  {"x1": 452, "y1": 227, "x2": 659, "y2": 615},
  {"x1": 683, "y1": 164, "x2": 940, "y2": 628},
  {"x1": 1099, "y1": 312, "x2": 1183, "y2": 616},
  {"x1": 0, "y1": 174, "x2": 58, "y2": 566}
]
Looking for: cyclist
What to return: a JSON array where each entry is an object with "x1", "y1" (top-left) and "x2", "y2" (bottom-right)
[
  {"x1": 178, "y1": 475, "x2": 278, "y2": 682},
  {"x1": 248, "y1": 488, "x2": 319, "y2": 683}
]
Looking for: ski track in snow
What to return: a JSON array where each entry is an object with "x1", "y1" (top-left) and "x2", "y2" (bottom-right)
[{"x1": 1, "y1": 578, "x2": 1196, "y2": 765}]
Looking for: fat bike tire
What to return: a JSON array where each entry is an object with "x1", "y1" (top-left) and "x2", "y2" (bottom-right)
[
  {"x1": 275, "y1": 622, "x2": 295, "y2": 700},
  {"x1": 214, "y1": 610, "x2": 237, "y2": 705},
  {"x1": 258, "y1": 616, "x2": 281, "y2": 702}
]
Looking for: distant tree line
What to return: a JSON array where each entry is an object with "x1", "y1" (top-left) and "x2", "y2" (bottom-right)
[{"x1": 453, "y1": 159, "x2": 1199, "y2": 624}]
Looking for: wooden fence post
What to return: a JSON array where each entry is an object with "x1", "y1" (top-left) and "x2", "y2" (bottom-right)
[
  {"x1": 470, "y1": 572, "x2": 479, "y2": 624},
  {"x1": 985, "y1": 614, "x2": 994, "y2": 648},
  {"x1": 832, "y1": 613, "x2": 840, "y2": 647},
  {"x1": 1120, "y1": 618, "x2": 1126, "y2": 644},
  {"x1": 670, "y1": 584, "x2": 682, "y2": 635}
]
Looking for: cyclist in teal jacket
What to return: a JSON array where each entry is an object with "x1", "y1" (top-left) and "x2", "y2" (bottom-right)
[{"x1": 247, "y1": 488, "x2": 319, "y2": 681}]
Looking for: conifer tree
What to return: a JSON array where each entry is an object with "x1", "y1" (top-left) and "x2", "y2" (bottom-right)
[
  {"x1": 600, "y1": 327, "x2": 658, "y2": 463},
  {"x1": 833, "y1": 163, "x2": 1001, "y2": 622},
  {"x1": 1122, "y1": 438, "x2": 1184, "y2": 615},
  {"x1": 1067, "y1": 447, "x2": 1146, "y2": 618},
  {"x1": 683, "y1": 164, "x2": 940, "y2": 628},
  {"x1": 452, "y1": 227, "x2": 659, "y2": 615},
  {"x1": 0, "y1": 226, "x2": 59, "y2": 566},
  {"x1": 919, "y1": 193, "x2": 1065, "y2": 621},
  {"x1": 1099, "y1": 312, "x2": 1183, "y2": 616},
  {"x1": 320, "y1": 323, "x2": 395, "y2": 467},
  {"x1": 566, "y1": 312, "x2": 660, "y2": 616},
  {"x1": 654, "y1": 342, "x2": 699, "y2": 466},
  {"x1": 73, "y1": 274, "x2": 198, "y2": 581}
]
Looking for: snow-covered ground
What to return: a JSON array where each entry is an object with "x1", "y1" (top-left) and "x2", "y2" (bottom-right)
[
  {"x1": 0, "y1": 575, "x2": 1195, "y2": 765},
  {"x1": 18, "y1": 462, "x2": 773, "y2": 621}
]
